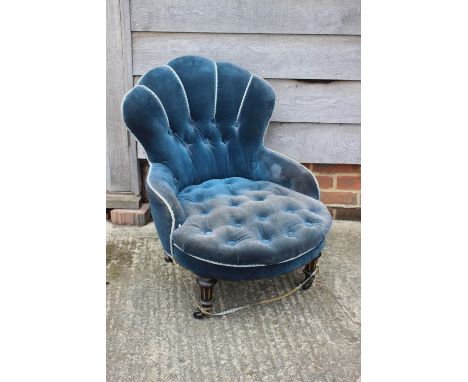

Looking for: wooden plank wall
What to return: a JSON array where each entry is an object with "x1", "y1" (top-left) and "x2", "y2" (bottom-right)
[
  {"x1": 130, "y1": 0, "x2": 361, "y2": 164},
  {"x1": 106, "y1": 0, "x2": 140, "y2": 194}
]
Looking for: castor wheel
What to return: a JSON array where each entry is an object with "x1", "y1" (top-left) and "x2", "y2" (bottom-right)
[
  {"x1": 297, "y1": 276, "x2": 315, "y2": 290},
  {"x1": 192, "y1": 308, "x2": 205, "y2": 319},
  {"x1": 301, "y1": 278, "x2": 314, "y2": 291},
  {"x1": 164, "y1": 254, "x2": 173, "y2": 263}
]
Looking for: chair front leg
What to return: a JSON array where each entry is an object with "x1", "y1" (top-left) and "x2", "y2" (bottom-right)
[
  {"x1": 301, "y1": 254, "x2": 320, "y2": 290},
  {"x1": 192, "y1": 276, "x2": 217, "y2": 319}
]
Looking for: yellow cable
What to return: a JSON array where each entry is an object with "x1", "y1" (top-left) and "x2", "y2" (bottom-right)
[{"x1": 173, "y1": 256, "x2": 318, "y2": 317}]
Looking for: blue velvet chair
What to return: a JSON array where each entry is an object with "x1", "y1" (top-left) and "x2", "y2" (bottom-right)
[{"x1": 122, "y1": 55, "x2": 332, "y2": 318}]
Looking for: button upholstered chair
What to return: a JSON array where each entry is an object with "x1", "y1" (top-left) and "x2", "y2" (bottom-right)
[{"x1": 122, "y1": 56, "x2": 333, "y2": 318}]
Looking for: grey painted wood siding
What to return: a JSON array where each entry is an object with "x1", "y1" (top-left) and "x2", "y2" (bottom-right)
[
  {"x1": 265, "y1": 123, "x2": 361, "y2": 164},
  {"x1": 106, "y1": 0, "x2": 140, "y2": 194},
  {"x1": 270, "y1": 80, "x2": 360, "y2": 124},
  {"x1": 138, "y1": 122, "x2": 361, "y2": 164},
  {"x1": 132, "y1": 32, "x2": 360, "y2": 80},
  {"x1": 133, "y1": 76, "x2": 361, "y2": 124},
  {"x1": 119, "y1": 0, "x2": 360, "y2": 165},
  {"x1": 130, "y1": 0, "x2": 361, "y2": 35}
]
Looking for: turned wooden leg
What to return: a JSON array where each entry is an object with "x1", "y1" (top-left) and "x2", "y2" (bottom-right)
[
  {"x1": 192, "y1": 277, "x2": 217, "y2": 319},
  {"x1": 163, "y1": 253, "x2": 173, "y2": 263},
  {"x1": 301, "y1": 254, "x2": 321, "y2": 290}
]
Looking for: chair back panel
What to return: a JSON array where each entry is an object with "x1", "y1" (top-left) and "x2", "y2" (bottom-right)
[{"x1": 122, "y1": 55, "x2": 275, "y2": 189}]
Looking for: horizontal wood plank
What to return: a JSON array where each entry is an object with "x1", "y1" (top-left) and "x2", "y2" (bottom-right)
[
  {"x1": 270, "y1": 80, "x2": 360, "y2": 123},
  {"x1": 133, "y1": 76, "x2": 360, "y2": 124},
  {"x1": 107, "y1": 0, "x2": 136, "y2": 192},
  {"x1": 137, "y1": 123, "x2": 360, "y2": 164},
  {"x1": 132, "y1": 32, "x2": 360, "y2": 80},
  {"x1": 265, "y1": 123, "x2": 360, "y2": 164},
  {"x1": 130, "y1": 0, "x2": 360, "y2": 35},
  {"x1": 106, "y1": 193, "x2": 142, "y2": 209}
]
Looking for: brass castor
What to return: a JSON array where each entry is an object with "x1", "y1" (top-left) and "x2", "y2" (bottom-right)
[
  {"x1": 300, "y1": 255, "x2": 320, "y2": 291},
  {"x1": 192, "y1": 308, "x2": 205, "y2": 319},
  {"x1": 192, "y1": 277, "x2": 217, "y2": 319},
  {"x1": 301, "y1": 276, "x2": 315, "y2": 291}
]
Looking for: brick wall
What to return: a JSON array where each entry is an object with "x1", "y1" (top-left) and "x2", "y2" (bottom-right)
[
  {"x1": 139, "y1": 159, "x2": 150, "y2": 203},
  {"x1": 138, "y1": 160, "x2": 361, "y2": 221},
  {"x1": 303, "y1": 163, "x2": 361, "y2": 221}
]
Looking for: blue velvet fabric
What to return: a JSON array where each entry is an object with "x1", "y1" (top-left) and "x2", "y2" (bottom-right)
[
  {"x1": 174, "y1": 177, "x2": 330, "y2": 266},
  {"x1": 122, "y1": 55, "x2": 332, "y2": 281},
  {"x1": 173, "y1": 239, "x2": 325, "y2": 282}
]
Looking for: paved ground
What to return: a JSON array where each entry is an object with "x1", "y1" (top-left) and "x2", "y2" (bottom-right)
[{"x1": 107, "y1": 220, "x2": 360, "y2": 382}]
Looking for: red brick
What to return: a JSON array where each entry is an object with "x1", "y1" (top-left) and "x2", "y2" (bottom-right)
[
  {"x1": 315, "y1": 175, "x2": 334, "y2": 189},
  {"x1": 311, "y1": 164, "x2": 361, "y2": 175},
  {"x1": 301, "y1": 163, "x2": 314, "y2": 171},
  {"x1": 139, "y1": 159, "x2": 150, "y2": 203},
  {"x1": 334, "y1": 207, "x2": 361, "y2": 221},
  {"x1": 110, "y1": 203, "x2": 152, "y2": 226},
  {"x1": 320, "y1": 191, "x2": 358, "y2": 206},
  {"x1": 337, "y1": 175, "x2": 361, "y2": 190}
]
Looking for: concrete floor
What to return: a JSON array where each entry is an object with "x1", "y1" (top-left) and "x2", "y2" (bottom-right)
[{"x1": 107, "y1": 220, "x2": 360, "y2": 382}]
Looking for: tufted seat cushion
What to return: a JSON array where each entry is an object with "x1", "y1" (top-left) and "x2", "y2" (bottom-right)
[{"x1": 172, "y1": 177, "x2": 332, "y2": 267}]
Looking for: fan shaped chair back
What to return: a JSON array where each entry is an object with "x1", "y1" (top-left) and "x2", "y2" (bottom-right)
[{"x1": 122, "y1": 55, "x2": 276, "y2": 191}]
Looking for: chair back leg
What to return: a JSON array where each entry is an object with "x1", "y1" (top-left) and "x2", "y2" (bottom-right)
[{"x1": 301, "y1": 254, "x2": 321, "y2": 290}]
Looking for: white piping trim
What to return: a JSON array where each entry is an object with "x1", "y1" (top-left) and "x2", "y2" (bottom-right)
[
  {"x1": 173, "y1": 239, "x2": 324, "y2": 268},
  {"x1": 164, "y1": 65, "x2": 191, "y2": 116},
  {"x1": 266, "y1": 148, "x2": 320, "y2": 200},
  {"x1": 305, "y1": 164, "x2": 320, "y2": 198},
  {"x1": 121, "y1": 87, "x2": 177, "y2": 257},
  {"x1": 213, "y1": 61, "x2": 218, "y2": 118},
  {"x1": 236, "y1": 74, "x2": 253, "y2": 121},
  {"x1": 146, "y1": 163, "x2": 177, "y2": 257},
  {"x1": 136, "y1": 84, "x2": 170, "y2": 130}
]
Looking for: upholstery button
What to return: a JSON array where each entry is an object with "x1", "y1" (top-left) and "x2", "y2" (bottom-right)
[
  {"x1": 305, "y1": 222, "x2": 313, "y2": 227},
  {"x1": 286, "y1": 232, "x2": 294, "y2": 237},
  {"x1": 203, "y1": 138, "x2": 210, "y2": 144},
  {"x1": 258, "y1": 216, "x2": 266, "y2": 221},
  {"x1": 226, "y1": 240, "x2": 237, "y2": 246}
]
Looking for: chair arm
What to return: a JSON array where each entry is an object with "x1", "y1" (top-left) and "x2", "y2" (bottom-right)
[
  {"x1": 146, "y1": 163, "x2": 186, "y2": 256},
  {"x1": 251, "y1": 148, "x2": 320, "y2": 199}
]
